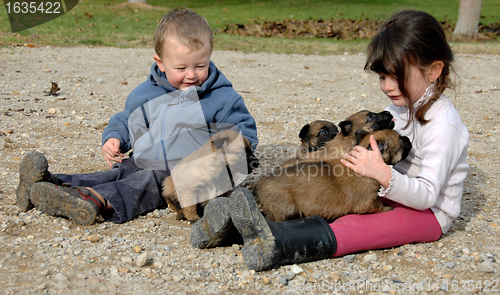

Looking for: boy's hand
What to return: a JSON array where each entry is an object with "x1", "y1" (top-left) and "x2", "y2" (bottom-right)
[
  {"x1": 102, "y1": 138, "x2": 125, "y2": 167},
  {"x1": 340, "y1": 135, "x2": 392, "y2": 188}
]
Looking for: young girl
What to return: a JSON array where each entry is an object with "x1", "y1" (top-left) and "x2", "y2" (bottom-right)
[{"x1": 190, "y1": 9, "x2": 469, "y2": 271}]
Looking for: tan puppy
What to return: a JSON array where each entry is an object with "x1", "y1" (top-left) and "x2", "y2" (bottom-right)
[
  {"x1": 257, "y1": 129, "x2": 411, "y2": 222},
  {"x1": 162, "y1": 129, "x2": 258, "y2": 221}
]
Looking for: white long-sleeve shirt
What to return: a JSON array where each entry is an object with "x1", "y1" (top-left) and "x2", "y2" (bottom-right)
[{"x1": 380, "y1": 93, "x2": 469, "y2": 234}]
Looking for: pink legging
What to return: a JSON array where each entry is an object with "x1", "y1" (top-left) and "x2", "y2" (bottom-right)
[{"x1": 330, "y1": 198, "x2": 442, "y2": 257}]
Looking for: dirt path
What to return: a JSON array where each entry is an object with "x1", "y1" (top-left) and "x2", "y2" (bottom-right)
[{"x1": 0, "y1": 46, "x2": 499, "y2": 294}]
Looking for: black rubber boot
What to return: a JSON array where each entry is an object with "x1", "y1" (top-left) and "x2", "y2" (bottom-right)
[
  {"x1": 30, "y1": 182, "x2": 106, "y2": 225},
  {"x1": 228, "y1": 187, "x2": 337, "y2": 271},
  {"x1": 16, "y1": 151, "x2": 60, "y2": 212},
  {"x1": 190, "y1": 197, "x2": 243, "y2": 249}
]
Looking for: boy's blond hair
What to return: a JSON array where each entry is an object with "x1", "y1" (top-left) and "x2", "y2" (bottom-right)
[{"x1": 154, "y1": 7, "x2": 213, "y2": 58}]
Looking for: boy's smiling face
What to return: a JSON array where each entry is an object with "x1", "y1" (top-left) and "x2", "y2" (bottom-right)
[{"x1": 154, "y1": 36, "x2": 211, "y2": 90}]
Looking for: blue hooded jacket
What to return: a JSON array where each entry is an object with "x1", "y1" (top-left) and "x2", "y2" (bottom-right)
[{"x1": 102, "y1": 62, "x2": 258, "y2": 165}]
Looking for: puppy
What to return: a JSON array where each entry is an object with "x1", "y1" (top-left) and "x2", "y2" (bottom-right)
[
  {"x1": 280, "y1": 120, "x2": 338, "y2": 168},
  {"x1": 257, "y1": 128, "x2": 411, "y2": 222},
  {"x1": 298, "y1": 120, "x2": 339, "y2": 154},
  {"x1": 162, "y1": 129, "x2": 259, "y2": 221}
]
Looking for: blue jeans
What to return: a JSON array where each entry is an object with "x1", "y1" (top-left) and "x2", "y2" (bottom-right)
[{"x1": 55, "y1": 158, "x2": 169, "y2": 223}]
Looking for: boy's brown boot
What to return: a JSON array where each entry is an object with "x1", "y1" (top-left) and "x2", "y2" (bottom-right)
[
  {"x1": 30, "y1": 182, "x2": 107, "y2": 225},
  {"x1": 16, "y1": 151, "x2": 60, "y2": 212}
]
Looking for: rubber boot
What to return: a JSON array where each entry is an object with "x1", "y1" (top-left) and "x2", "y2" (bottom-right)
[
  {"x1": 228, "y1": 187, "x2": 337, "y2": 271},
  {"x1": 190, "y1": 197, "x2": 243, "y2": 249}
]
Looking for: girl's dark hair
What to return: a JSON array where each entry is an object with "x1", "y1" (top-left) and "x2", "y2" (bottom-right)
[{"x1": 364, "y1": 9, "x2": 455, "y2": 127}]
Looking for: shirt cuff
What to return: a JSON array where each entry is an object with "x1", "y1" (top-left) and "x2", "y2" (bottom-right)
[{"x1": 378, "y1": 165, "x2": 394, "y2": 197}]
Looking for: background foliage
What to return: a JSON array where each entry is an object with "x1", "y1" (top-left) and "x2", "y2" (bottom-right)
[{"x1": 0, "y1": 0, "x2": 499, "y2": 54}]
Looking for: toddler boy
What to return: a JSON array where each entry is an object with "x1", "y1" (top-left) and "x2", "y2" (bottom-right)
[{"x1": 17, "y1": 7, "x2": 258, "y2": 225}]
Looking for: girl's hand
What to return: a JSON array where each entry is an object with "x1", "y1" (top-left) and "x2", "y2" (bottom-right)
[
  {"x1": 340, "y1": 135, "x2": 392, "y2": 188},
  {"x1": 102, "y1": 138, "x2": 125, "y2": 167}
]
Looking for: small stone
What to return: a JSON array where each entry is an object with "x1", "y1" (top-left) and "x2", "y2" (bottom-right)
[
  {"x1": 290, "y1": 264, "x2": 303, "y2": 274},
  {"x1": 363, "y1": 254, "x2": 377, "y2": 263},
  {"x1": 48, "y1": 108, "x2": 60, "y2": 114},
  {"x1": 54, "y1": 273, "x2": 68, "y2": 282},
  {"x1": 37, "y1": 283, "x2": 47, "y2": 290},
  {"x1": 278, "y1": 277, "x2": 289, "y2": 286},
  {"x1": 262, "y1": 276, "x2": 270, "y2": 285},
  {"x1": 477, "y1": 261, "x2": 495, "y2": 273},
  {"x1": 383, "y1": 265, "x2": 393, "y2": 271},
  {"x1": 40, "y1": 269, "x2": 50, "y2": 276},
  {"x1": 343, "y1": 254, "x2": 355, "y2": 261},
  {"x1": 87, "y1": 234, "x2": 100, "y2": 242},
  {"x1": 442, "y1": 273, "x2": 454, "y2": 279},
  {"x1": 1, "y1": 128, "x2": 13, "y2": 135},
  {"x1": 133, "y1": 245, "x2": 142, "y2": 253},
  {"x1": 444, "y1": 262, "x2": 455, "y2": 269},
  {"x1": 331, "y1": 272, "x2": 341, "y2": 282},
  {"x1": 136, "y1": 252, "x2": 149, "y2": 267}
]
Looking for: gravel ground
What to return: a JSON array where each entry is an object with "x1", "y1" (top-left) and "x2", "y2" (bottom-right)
[{"x1": 0, "y1": 46, "x2": 499, "y2": 294}]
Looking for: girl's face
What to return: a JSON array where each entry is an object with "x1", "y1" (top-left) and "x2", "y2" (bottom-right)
[{"x1": 378, "y1": 63, "x2": 432, "y2": 107}]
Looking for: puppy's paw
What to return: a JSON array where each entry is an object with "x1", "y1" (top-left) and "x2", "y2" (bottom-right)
[{"x1": 381, "y1": 205, "x2": 393, "y2": 212}]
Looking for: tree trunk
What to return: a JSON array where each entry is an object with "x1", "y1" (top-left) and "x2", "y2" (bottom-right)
[{"x1": 453, "y1": 0, "x2": 482, "y2": 39}]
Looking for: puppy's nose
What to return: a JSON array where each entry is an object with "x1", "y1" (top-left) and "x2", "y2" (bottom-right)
[
  {"x1": 379, "y1": 110, "x2": 393, "y2": 120},
  {"x1": 247, "y1": 156, "x2": 260, "y2": 173}
]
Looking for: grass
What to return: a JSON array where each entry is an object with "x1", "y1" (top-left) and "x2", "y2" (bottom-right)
[{"x1": 0, "y1": 0, "x2": 499, "y2": 55}]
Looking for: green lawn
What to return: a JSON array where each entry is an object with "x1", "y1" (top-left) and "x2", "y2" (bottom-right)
[{"x1": 0, "y1": 0, "x2": 499, "y2": 54}]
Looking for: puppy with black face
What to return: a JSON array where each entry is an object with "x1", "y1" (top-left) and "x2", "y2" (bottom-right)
[
  {"x1": 279, "y1": 120, "x2": 339, "y2": 168},
  {"x1": 298, "y1": 120, "x2": 339, "y2": 153},
  {"x1": 257, "y1": 128, "x2": 411, "y2": 222},
  {"x1": 336, "y1": 110, "x2": 395, "y2": 144},
  {"x1": 162, "y1": 129, "x2": 259, "y2": 221}
]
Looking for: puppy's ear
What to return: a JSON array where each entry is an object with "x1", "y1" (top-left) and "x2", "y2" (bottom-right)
[
  {"x1": 339, "y1": 120, "x2": 353, "y2": 136},
  {"x1": 299, "y1": 124, "x2": 310, "y2": 141},
  {"x1": 355, "y1": 130, "x2": 369, "y2": 145},
  {"x1": 212, "y1": 135, "x2": 230, "y2": 150}
]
